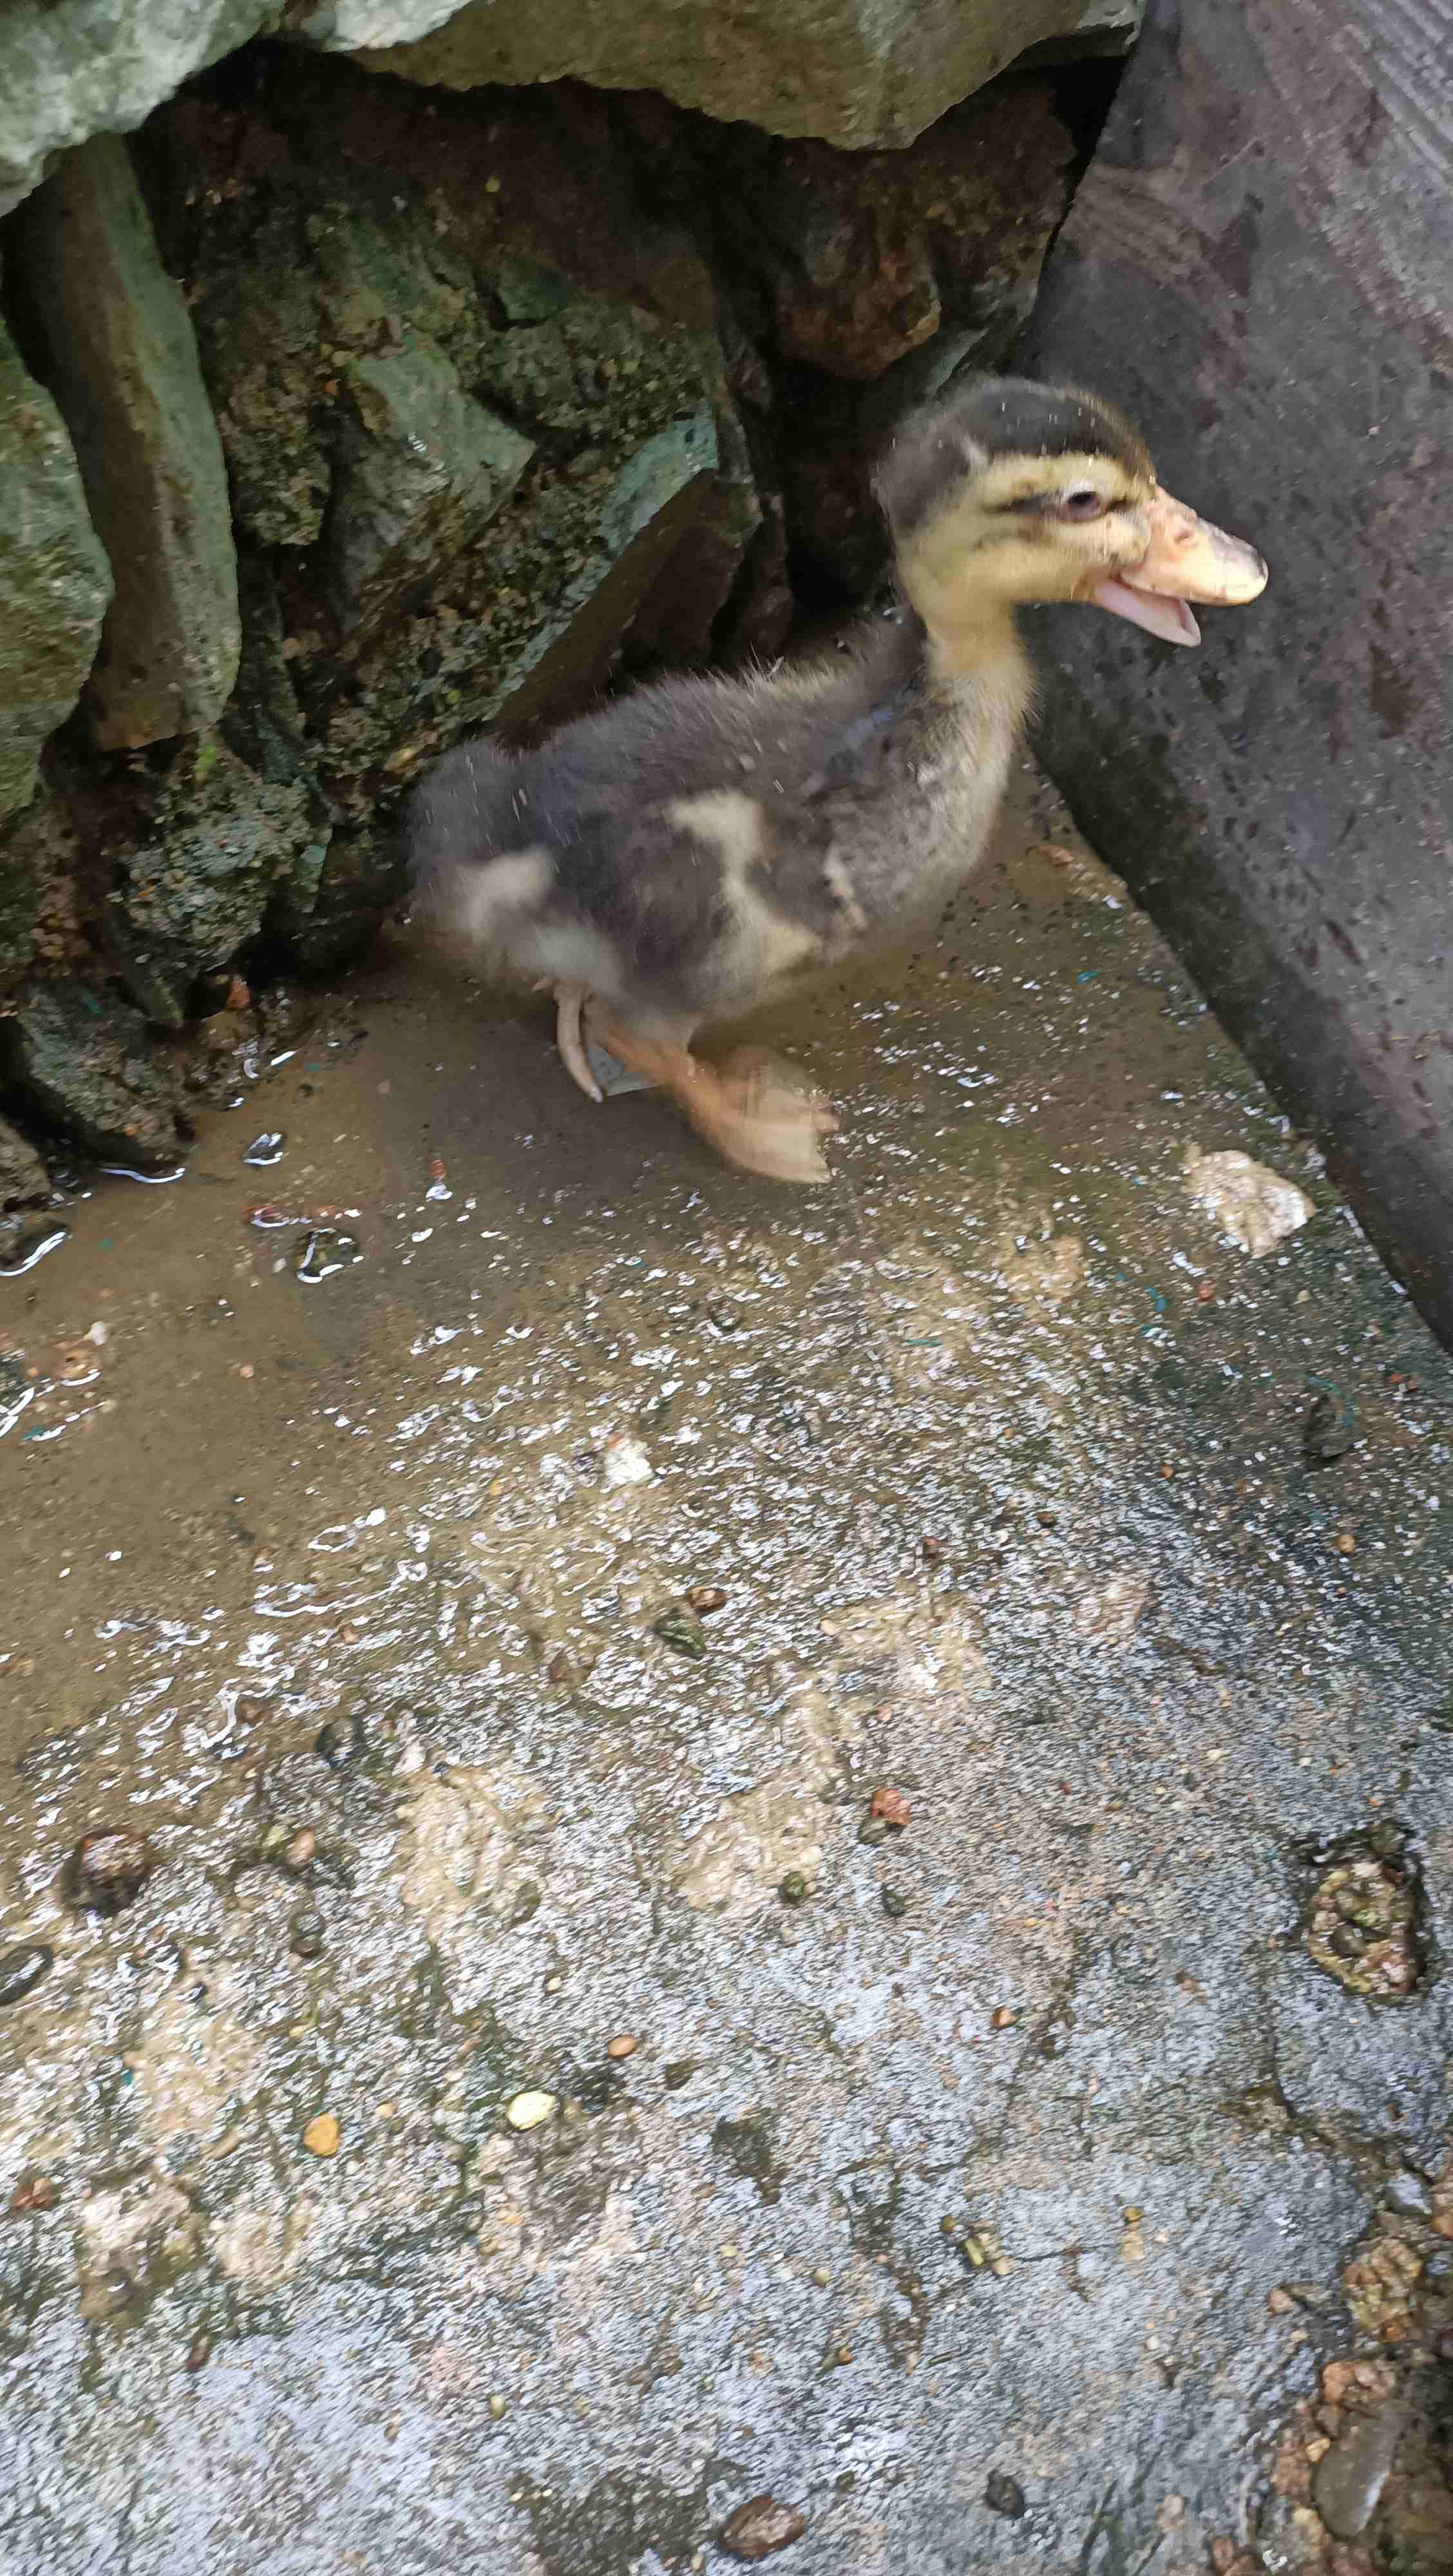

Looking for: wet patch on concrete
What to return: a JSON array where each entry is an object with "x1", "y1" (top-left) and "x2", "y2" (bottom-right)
[{"x1": 1, "y1": 771, "x2": 1450, "y2": 2571}]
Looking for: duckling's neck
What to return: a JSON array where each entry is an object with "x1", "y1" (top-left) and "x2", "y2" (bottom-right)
[
  {"x1": 850, "y1": 594, "x2": 1032, "y2": 750},
  {"x1": 915, "y1": 593, "x2": 1032, "y2": 702}
]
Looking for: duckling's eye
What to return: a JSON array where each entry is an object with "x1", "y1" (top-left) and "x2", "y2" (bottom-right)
[{"x1": 1061, "y1": 488, "x2": 1107, "y2": 521}]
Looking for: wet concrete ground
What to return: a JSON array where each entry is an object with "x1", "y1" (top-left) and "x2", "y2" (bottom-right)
[{"x1": 2, "y1": 768, "x2": 1450, "y2": 2575}]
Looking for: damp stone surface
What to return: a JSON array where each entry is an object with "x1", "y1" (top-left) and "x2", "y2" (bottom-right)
[{"x1": 1, "y1": 772, "x2": 1449, "y2": 2575}]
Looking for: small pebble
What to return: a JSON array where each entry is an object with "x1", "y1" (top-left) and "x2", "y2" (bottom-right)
[
  {"x1": 0, "y1": 1942, "x2": 54, "y2": 2007},
  {"x1": 506, "y1": 2089, "x2": 557, "y2": 2131},
  {"x1": 1267, "y1": 2287, "x2": 1295, "y2": 2315},
  {"x1": 282, "y1": 1828, "x2": 317, "y2": 1873},
  {"x1": 602, "y1": 1433, "x2": 652, "y2": 1487},
  {"x1": 303, "y1": 2112, "x2": 340, "y2": 2157},
  {"x1": 315, "y1": 1712, "x2": 366, "y2": 1768},
  {"x1": 296, "y1": 1228, "x2": 361, "y2": 1284},
  {"x1": 1283, "y1": 2280, "x2": 1338, "y2": 2313},
  {"x1": 687, "y1": 1585, "x2": 727, "y2": 1614},
  {"x1": 719, "y1": 2494, "x2": 807, "y2": 2561},
  {"x1": 1183, "y1": 1146, "x2": 1313, "y2": 1255},
  {"x1": 8, "y1": 2174, "x2": 57, "y2": 2215},
  {"x1": 606, "y1": 2034, "x2": 638, "y2": 2060},
  {"x1": 984, "y1": 2471, "x2": 1026, "y2": 2519},
  {"x1": 652, "y1": 1604, "x2": 707, "y2": 1660},
  {"x1": 1303, "y1": 1385, "x2": 1356, "y2": 1466},
  {"x1": 811, "y1": 2266, "x2": 831, "y2": 2287},
  {"x1": 184, "y1": 2332, "x2": 211, "y2": 2372},
  {"x1": 290, "y1": 1905, "x2": 326, "y2": 1962},
  {"x1": 1383, "y1": 2172, "x2": 1430, "y2": 2219},
  {"x1": 1312, "y1": 2398, "x2": 1407, "y2": 2540},
  {"x1": 991, "y1": 2006, "x2": 1016, "y2": 2029},
  {"x1": 921, "y1": 1535, "x2": 942, "y2": 1560},
  {"x1": 488, "y1": 2392, "x2": 508, "y2": 2421},
  {"x1": 66, "y1": 1830, "x2": 153, "y2": 1917},
  {"x1": 881, "y1": 1887, "x2": 909, "y2": 1920},
  {"x1": 0, "y1": 1222, "x2": 68, "y2": 1278},
  {"x1": 869, "y1": 1785, "x2": 911, "y2": 1830}
]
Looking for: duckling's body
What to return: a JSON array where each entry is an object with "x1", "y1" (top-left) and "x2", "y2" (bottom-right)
[
  {"x1": 409, "y1": 377, "x2": 1266, "y2": 1180},
  {"x1": 412, "y1": 611, "x2": 1025, "y2": 1023}
]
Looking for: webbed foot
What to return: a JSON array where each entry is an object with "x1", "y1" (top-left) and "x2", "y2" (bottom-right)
[
  {"x1": 711, "y1": 1046, "x2": 839, "y2": 1185},
  {"x1": 571, "y1": 1006, "x2": 837, "y2": 1185}
]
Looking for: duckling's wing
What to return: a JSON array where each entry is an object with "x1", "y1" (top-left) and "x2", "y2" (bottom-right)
[
  {"x1": 406, "y1": 620, "x2": 927, "y2": 993},
  {"x1": 515, "y1": 653, "x2": 907, "y2": 833}
]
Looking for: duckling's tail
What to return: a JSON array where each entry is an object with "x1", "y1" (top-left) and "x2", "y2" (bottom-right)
[{"x1": 406, "y1": 737, "x2": 540, "y2": 942}]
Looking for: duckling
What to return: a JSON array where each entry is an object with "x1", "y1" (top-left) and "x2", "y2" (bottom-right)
[{"x1": 408, "y1": 377, "x2": 1266, "y2": 1182}]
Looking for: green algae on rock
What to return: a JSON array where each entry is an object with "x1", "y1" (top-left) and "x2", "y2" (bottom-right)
[
  {"x1": 0, "y1": 1113, "x2": 50, "y2": 1213},
  {"x1": 335, "y1": 0, "x2": 1139, "y2": 150},
  {"x1": 0, "y1": 310, "x2": 111, "y2": 828},
  {"x1": 105, "y1": 737, "x2": 311, "y2": 1026},
  {"x1": 1, "y1": 980, "x2": 184, "y2": 1166},
  {"x1": 12, "y1": 136, "x2": 240, "y2": 750}
]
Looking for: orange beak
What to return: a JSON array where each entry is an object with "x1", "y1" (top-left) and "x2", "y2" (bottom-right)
[{"x1": 1092, "y1": 488, "x2": 1269, "y2": 646}]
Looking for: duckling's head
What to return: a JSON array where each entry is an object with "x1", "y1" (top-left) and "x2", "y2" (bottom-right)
[{"x1": 877, "y1": 377, "x2": 1267, "y2": 656}]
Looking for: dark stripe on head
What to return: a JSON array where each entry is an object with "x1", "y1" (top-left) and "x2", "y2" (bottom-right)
[{"x1": 875, "y1": 375, "x2": 1154, "y2": 538}]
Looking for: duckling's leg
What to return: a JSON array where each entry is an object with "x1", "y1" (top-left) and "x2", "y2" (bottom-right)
[
  {"x1": 544, "y1": 981, "x2": 657, "y2": 1101},
  {"x1": 548, "y1": 981, "x2": 602, "y2": 1104},
  {"x1": 583, "y1": 1004, "x2": 837, "y2": 1186}
]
